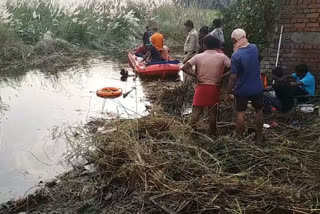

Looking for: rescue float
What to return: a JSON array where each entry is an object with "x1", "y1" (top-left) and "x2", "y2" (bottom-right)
[
  {"x1": 128, "y1": 52, "x2": 180, "y2": 78},
  {"x1": 96, "y1": 87, "x2": 122, "y2": 99}
]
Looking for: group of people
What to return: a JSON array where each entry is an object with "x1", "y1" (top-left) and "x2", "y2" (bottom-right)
[
  {"x1": 133, "y1": 18, "x2": 316, "y2": 144},
  {"x1": 180, "y1": 19, "x2": 315, "y2": 144},
  {"x1": 134, "y1": 26, "x2": 170, "y2": 62}
]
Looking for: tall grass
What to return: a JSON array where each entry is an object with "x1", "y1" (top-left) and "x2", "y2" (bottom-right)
[
  {"x1": 154, "y1": 4, "x2": 218, "y2": 50},
  {"x1": 0, "y1": 0, "x2": 217, "y2": 68}
]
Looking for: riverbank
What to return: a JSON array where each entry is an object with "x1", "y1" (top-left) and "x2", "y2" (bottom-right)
[{"x1": 1, "y1": 81, "x2": 320, "y2": 213}]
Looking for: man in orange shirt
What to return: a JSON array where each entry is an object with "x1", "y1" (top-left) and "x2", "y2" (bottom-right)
[{"x1": 150, "y1": 27, "x2": 164, "y2": 51}]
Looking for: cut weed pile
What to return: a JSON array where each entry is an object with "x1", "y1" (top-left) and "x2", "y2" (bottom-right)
[{"x1": 2, "y1": 113, "x2": 320, "y2": 213}]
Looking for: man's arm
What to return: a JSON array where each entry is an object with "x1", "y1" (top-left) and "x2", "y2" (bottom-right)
[
  {"x1": 227, "y1": 74, "x2": 237, "y2": 94},
  {"x1": 181, "y1": 62, "x2": 197, "y2": 78},
  {"x1": 290, "y1": 81, "x2": 303, "y2": 87}
]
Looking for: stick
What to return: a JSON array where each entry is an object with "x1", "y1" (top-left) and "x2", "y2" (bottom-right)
[
  {"x1": 275, "y1": 25, "x2": 284, "y2": 68},
  {"x1": 272, "y1": 25, "x2": 284, "y2": 86},
  {"x1": 123, "y1": 87, "x2": 136, "y2": 98}
]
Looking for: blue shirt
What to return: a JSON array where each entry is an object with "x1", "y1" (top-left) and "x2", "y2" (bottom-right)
[
  {"x1": 231, "y1": 44, "x2": 263, "y2": 96},
  {"x1": 292, "y1": 72, "x2": 315, "y2": 95}
]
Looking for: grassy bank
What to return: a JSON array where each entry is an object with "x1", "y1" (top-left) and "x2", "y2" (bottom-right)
[
  {"x1": 2, "y1": 109, "x2": 320, "y2": 213},
  {"x1": 1, "y1": 82, "x2": 320, "y2": 213},
  {"x1": 0, "y1": 0, "x2": 217, "y2": 73}
]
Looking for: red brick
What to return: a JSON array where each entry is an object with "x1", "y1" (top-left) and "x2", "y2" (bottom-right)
[
  {"x1": 298, "y1": 9, "x2": 304, "y2": 13},
  {"x1": 308, "y1": 4, "x2": 320, "y2": 8},
  {"x1": 294, "y1": 14, "x2": 306, "y2": 18},
  {"x1": 281, "y1": 18, "x2": 291, "y2": 24},
  {"x1": 311, "y1": 27, "x2": 319, "y2": 31},
  {"x1": 306, "y1": 13, "x2": 319, "y2": 18},
  {"x1": 294, "y1": 23, "x2": 306, "y2": 29},
  {"x1": 284, "y1": 27, "x2": 292, "y2": 32},
  {"x1": 304, "y1": 9, "x2": 311, "y2": 13},
  {"x1": 310, "y1": 18, "x2": 318, "y2": 22},
  {"x1": 283, "y1": 23, "x2": 293, "y2": 28},
  {"x1": 307, "y1": 22, "x2": 320, "y2": 27},
  {"x1": 311, "y1": 8, "x2": 318, "y2": 12}
]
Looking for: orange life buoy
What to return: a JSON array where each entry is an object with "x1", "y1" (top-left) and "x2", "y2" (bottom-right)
[{"x1": 96, "y1": 87, "x2": 122, "y2": 98}]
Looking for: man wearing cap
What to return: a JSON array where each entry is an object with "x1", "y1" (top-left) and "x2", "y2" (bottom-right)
[
  {"x1": 183, "y1": 20, "x2": 199, "y2": 82},
  {"x1": 226, "y1": 28, "x2": 264, "y2": 144}
]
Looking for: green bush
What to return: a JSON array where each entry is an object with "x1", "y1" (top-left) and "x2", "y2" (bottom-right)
[
  {"x1": 0, "y1": 0, "x2": 219, "y2": 64},
  {"x1": 222, "y1": 0, "x2": 280, "y2": 55}
]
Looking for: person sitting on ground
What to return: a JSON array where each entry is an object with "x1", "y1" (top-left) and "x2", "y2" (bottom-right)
[
  {"x1": 264, "y1": 67, "x2": 297, "y2": 116},
  {"x1": 182, "y1": 35, "x2": 231, "y2": 137},
  {"x1": 290, "y1": 64, "x2": 315, "y2": 97},
  {"x1": 143, "y1": 44, "x2": 163, "y2": 63},
  {"x1": 226, "y1": 28, "x2": 264, "y2": 144},
  {"x1": 198, "y1": 26, "x2": 209, "y2": 54},
  {"x1": 209, "y1": 19, "x2": 225, "y2": 49}
]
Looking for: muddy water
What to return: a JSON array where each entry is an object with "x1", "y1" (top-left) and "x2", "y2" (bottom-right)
[{"x1": 0, "y1": 59, "x2": 149, "y2": 203}]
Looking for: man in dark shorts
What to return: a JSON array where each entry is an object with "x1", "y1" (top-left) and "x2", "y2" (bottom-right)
[{"x1": 227, "y1": 29, "x2": 264, "y2": 143}]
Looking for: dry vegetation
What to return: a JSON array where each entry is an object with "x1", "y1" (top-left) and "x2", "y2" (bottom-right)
[{"x1": 2, "y1": 85, "x2": 320, "y2": 213}]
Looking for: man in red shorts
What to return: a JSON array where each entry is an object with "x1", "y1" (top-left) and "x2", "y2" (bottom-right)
[{"x1": 182, "y1": 35, "x2": 231, "y2": 136}]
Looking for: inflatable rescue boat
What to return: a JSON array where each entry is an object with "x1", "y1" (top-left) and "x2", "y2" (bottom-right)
[{"x1": 128, "y1": 53, "x2": 180, "y2": 78}]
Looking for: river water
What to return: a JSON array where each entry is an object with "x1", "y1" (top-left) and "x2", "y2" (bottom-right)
[{"x1": 0, "y1": 59, "x2": 149, "y2": 203}]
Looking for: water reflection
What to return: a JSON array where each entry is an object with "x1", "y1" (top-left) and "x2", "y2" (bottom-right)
[{"x1": 0, "y1": 59, "x2": 149, "y2": 202}]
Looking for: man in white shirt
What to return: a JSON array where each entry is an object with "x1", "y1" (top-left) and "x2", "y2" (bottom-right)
[
  {"x1": 183, "y1": 20, "x2": 199, "y2": 82},
  {"x1": 183, "y1": 20, "x2": 199, "y2": 64}
]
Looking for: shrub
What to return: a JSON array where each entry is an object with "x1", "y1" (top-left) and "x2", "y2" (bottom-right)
[{"x1": 222, "y1": 0, "x2": 280, "y2": 55}]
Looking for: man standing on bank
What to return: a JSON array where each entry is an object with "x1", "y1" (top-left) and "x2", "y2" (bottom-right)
[
  {"x1": 183, "y1": 20, "x2": 199, "y2": 82},
  {"x1": 182, "y1": 35, "x2": 231, "y2": 137},
  {"x1": 226, "y1": 29, "x2": 264, "y2": 143}
]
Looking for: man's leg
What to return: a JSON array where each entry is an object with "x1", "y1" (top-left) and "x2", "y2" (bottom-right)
[
  {"x1": 236, "y1": 111, "x2": 246, "y2": 135},
  {"x1": 255, "y1": 109, "x2": 264, "y2": 142},
  {"x1": 208, "y1": 105, "x2": 218, "y2": 136},
  {"x1": 191, "y1": 106, "x2": 203, "y2": 131},
  {"x1": 263, "y1": 92, "x2": 275, "y2": 113},
  {"x1": 252, "y1": 92, "x2": 264, "y2": 143},
  {"x1": 235, "y1": 96, "x2": 248, "y2": 135}
]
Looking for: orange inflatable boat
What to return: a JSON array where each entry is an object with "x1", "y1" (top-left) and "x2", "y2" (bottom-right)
[{"x1": 128, "y1": 53, "x2": 180, "y2": 78}]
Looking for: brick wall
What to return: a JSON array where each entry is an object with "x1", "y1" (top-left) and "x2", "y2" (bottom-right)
[{"x1": 261, "y1": 0, "x2": 320, "y2": 85}]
